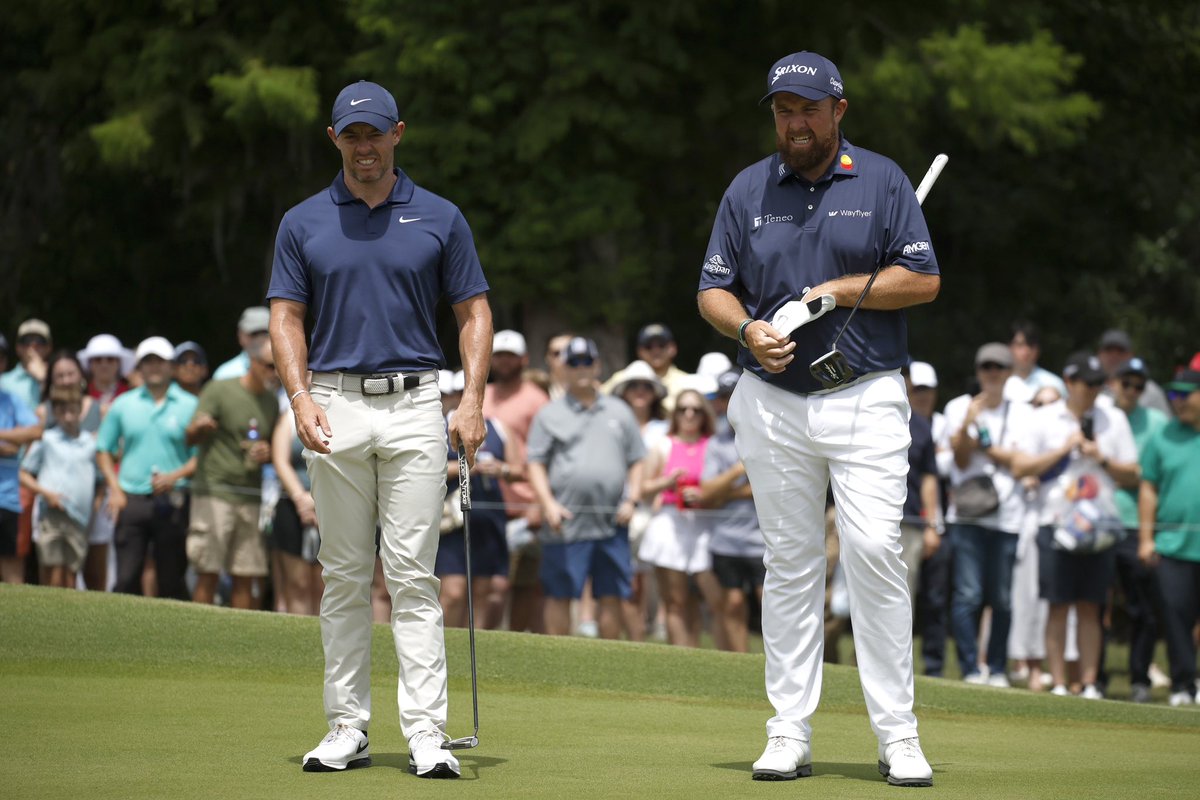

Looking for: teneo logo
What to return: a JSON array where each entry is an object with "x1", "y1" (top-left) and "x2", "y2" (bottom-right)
[
  {"x1": 772, "y1": 64, "x2": 818, "y2": 84},
  {"x1": 827, "y1": 209, "x2": 872, "y2": 218},
  {"x1": 753, "y1": 213, "x2": 794, "y2": 230},
  {"x1": 902, "y1": 240, "x2": 931, "y2": 255},
  {"x1": 704, "y1": 254, "x2": 731, "y2": 275}
]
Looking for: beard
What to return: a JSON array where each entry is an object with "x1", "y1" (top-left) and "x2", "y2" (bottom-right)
[{"x1": 777, "y1": 123, "x2": 839, "y2": 176}]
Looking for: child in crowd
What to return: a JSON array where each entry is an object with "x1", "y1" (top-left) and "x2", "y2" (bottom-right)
[{"x1": 19, "y1": 386, "x2": 97, "y2": 588}]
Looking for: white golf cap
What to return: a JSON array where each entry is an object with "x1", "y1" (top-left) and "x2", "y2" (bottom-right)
[
  {"x1": 680, "y1": 373, "x2": 718, "y2": 398},
  {"x1": 696, "y1": 351, "x2": 733, "y2": 378},
  {"x1": 78, "y1": 333, "x2": 135, "y2": 376},
  {"x1": 493, "y1": 329, "x2": 527, "y2": 356},
  {"x1": 134, "y1": 336, "x2": 175, "y2": 364},
  {"x1": 908, "y1": 361, "x2": 938, "y2": 388},
  {"x1": 611, "y1": 359, "x2": 667, "y2": 399}
]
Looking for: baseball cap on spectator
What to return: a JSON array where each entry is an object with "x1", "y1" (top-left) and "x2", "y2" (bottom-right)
[
  {"x1": 611, "y1": 360, "x2": 666, "y2": 399},
  {"x1": 715, "y1": 369, "x2": 741, "y2": 398},
  {"x1": 332, "y1": 80, "x2": 399, "y2": 136},
  {"x1": 908, "y1": 361, "x2": 938, "y2": 388},
  {"x1": 563, "y1": 336, "x2": 599, "y2": 367},
  {"x1": 135, "y1": 336, "x2": 174, "y2": 364},
  {"x1": 437, "y1": 369, "x2": 455, "y2": 395},
  {"x1": 1098, "y1": 329, "x2": 1133, "y2": 352},
  {"x1": 636, "y1": 324, "x2": 674, "y2": 348},
  {"x1": 78, "y1": 333, "x2": 135, "y2": 376},
  {"x1": 761, "y1": 51, "x2": 845, "y2": 104},
  {"x1": 17, "y1": 318, "x2": 51, "y2": 343},
  {"x1": 696, "y1": 351, "x2": 733, "y2": 378},
  {"x1": 1114, "y1": 357, "x2": 1149, "y2": 379},
  {"x1": 238, "y1": 306, "x2": 271, "y2": 335},
  {"x1": 974, "y1": 343, "x2": 1013, "y2": 369},
  {"x1": 683, "y1": 373, "x2": 719, "y2": 398},
  {"x1": 493, "y1": 330, "x2": 527, "y2": 357},
  {"x1": 1166, "y1": 369, "x2": 1200, "y2": 394},
  {"x1": 0, "y1": 334, "x2": 9, "y2": 356},
  {"x1": 1063, "y1": 351, "x2": 1107, "y2": 385},
  {"x1": 173, "y1": 341, "x2": 208, "y2": 365}
]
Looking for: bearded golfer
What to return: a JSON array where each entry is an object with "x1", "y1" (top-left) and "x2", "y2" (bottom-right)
[
  {"x1": 697, "y1": 52, "x2": 940, "y2": 785},
  {"x1": 269, "y1": 80, "x2": 492, "y2": 779}
]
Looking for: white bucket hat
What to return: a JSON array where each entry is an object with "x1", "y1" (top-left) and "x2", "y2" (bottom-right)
[
  {"x1": 611, "y1": 360, "x2": 667, "y2": 399},
  {"x1": 78, "y1": 333, "x2": 135, "y2": 376}
]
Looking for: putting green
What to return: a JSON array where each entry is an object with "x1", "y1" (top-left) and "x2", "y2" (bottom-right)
[{"x1": 2, "y1": 584, "x2": 1196, "y2": 798}]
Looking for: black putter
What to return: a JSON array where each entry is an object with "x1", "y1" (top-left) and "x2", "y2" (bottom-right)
[{"x1": 442, "y1": 446, "x2": 480, "y2": 751}]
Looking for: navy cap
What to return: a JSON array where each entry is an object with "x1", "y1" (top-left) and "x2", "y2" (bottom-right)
[
  {"x1": 1098, "y1": 329, "x2": 1133, "y2": 352},
  {"x1": 637, "y1": 323, "x2": 674, "y2": 347},
  {"x1": 715, "y1": 369, "x2": 741, "y2": 397},
  {"x1": 332, "y1": 80, "x2": 399, "y2": 136},
  {"x1": 1063, "y1": 351, "x2": 1107, "y2": 385},
  {"x1": 1115, "y1": 357, "x2": 1148, "y2": 378},
  {"x1": 761, "y1": 51, "x2": 845, "y2": 104},
  {"x1": 1166, "y1": 369, "x2": 1200, "y2": 394},
  {"x1": 173, "y1": 341, "x2": 208, "y2": 365},
  {"x1": 563, "y1": 336, "x2": 599, "y2": 366}
]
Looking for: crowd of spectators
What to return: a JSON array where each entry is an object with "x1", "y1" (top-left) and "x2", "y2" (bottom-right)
[{"x1": 2, "y1": 313, "x2": 1198, "y2": 706}]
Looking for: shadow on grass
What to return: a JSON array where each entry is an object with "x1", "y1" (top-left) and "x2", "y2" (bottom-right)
[
  {"x1": 711, "y1": 761, "x2": 887, "y2": 783},
  {"x1": 286, "y1": 752, "x2": 508, "y2": 780}
]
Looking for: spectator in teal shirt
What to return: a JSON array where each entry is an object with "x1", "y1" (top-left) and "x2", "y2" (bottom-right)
[
  {"x1": 96, "y1": 337, "x2": 198, "y2": 600},
  {"x1": 1138, "y1": 368, "x2": 1200, "y2": 707}
]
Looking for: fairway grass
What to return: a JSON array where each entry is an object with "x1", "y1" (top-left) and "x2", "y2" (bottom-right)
[{"x1": 3, "y1": 584, "x2": 1197, "y2": 799}]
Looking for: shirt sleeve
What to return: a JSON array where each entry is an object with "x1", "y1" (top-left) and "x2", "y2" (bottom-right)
[
  {"x1": 881, "y1": 166, "x2": 939, "y2": 275},
  {"x1": 1139, "y1": 429, "x2": 1163, "y2": 486},
  {"x1": 526, "y1": 410, "x2": 551, "y2": 465},
  {"x1": 623, "y1": 410, "x2": 647, "y2": 467},
  {"x1": 442, "y1": 209, "x2": 490, "y2": 305},
  {"x1": 20, "y1": 441, "x2": 43, "y2": 474},
  {"x1": 266, "y1": 211, "x2": 312, "y2": 304},
  {"x1": 697, "y1": 183, "x2": 744, "y2": 293},
  {"x1": 1105, "y1": 410, "x2": 1139, "y2": 464},
  {"x1": 194, "y1": 382, "x2": 220, "y2": 422},
  {"x1": 12, "y1": 395, "x2": 37, "y2": 427},
  {"x1": 96, "y1": 404, "x2": 121, "y2": 455}
]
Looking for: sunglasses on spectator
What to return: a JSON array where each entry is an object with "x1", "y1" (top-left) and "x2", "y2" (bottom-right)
[
  {"x1": 977, "y1": 362, "x2": 1009, "y2": 371},
  {"x1": 640, "y1": 340, "x2": 670, "y2": 350},
  {"x1": 18, "y1": 335, "x2": 48, "y2": 346},
  {"x1": 1121, "y1": 379, "x2": 1146, "y2": 392},
  {"x1": 676, "y1": 405, "x2": 704, "y2": 415},
  {"x1": 1167, "y1": 389, "x2": 1192, "y2": 402},
  {"x1": 565, "y1": 356, "x2": 595, "y2": 368},
  {"x1": 176, "y1": 356, "x2": 206, "y2": 367},
  {"x1": 91, "y1": 356, "x2": 119, "y2": 363}
]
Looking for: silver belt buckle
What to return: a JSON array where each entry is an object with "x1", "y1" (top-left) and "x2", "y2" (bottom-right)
[{"x1": 361, "y1": 374, "x2": 398, "y2": 395}]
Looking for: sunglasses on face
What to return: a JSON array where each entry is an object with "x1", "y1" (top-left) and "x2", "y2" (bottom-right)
[
  {"x1": 18, "y1": 335, "x2": 48, "y2": 347},
  {"x1": 640, "y1": 340, "x2": 670, "y2": 351},
  {"x1": 1121, "y1": 379, "x2": 1146, "y2": 392},
  {"x1": 176, "y1": 357, "x2": 206, "y2": 367},
  {"x1": 91, "y1": 356, "x2": 119, "y2": 364},
  {"x1": 1167, "y1": 389, "x2": 1194, "y2": 402},
  {"x1": 977, "y1": 362, "x2": 1009, "y2": 372},
  {"x1": 625, "y1": 381, "x2": 654, "y2": 393},
  {"x1": 565, "y1": 356, "x2": 595, "y2": 368},
  {"x1": 676, "y1": 405, "x2": 704, "y2": 415}
]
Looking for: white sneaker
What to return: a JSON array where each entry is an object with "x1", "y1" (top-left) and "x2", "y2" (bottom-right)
[
  {"x1": 986, "y1": 673, "x2": 1011, "y2": 688},
  {"x1": 1080, "y1": 684, "x2": 1104, "y2": 700},
  {"x1": 752, "y1": 736, "x2": 812, "y2": 780},
  {"x1": 408, "y1": 729, "x2": 461, "y2": 779},
  {"x1": 1148, "y1": 663, "x2": 1171, "y2": 689},
  {"x1": 303, "y1": 724, "x2": 370, "y2": 772},
  {"x1": 963, "y1": 672, "x2": 988, "y2": 685},
  {"x1": 1130, "y1": 683, "x2": 1152, "y2": 704},
  {"x1": 878, "y1": 738, "x2": 933, "y2": 787},
  {"x1": 1050, "y1": 685, "x2": 1070, "y2": 697},
  {"x1": 1168, "y1": 691, "x2": 1195, "y2": 708}
]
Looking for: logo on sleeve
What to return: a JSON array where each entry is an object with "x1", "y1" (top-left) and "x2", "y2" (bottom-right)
[
  {"x1": 902, "y1": 241, "x2": 931, "y2": 255},
  {"x1": 704, "y1": 254, "x2": 731, "y2": 275}
]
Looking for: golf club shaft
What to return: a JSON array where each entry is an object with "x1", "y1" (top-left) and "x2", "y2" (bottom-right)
[
  {"x1": 826, "y1": 154, "x2": 948, "y2": 350},
  {"x1": 458, "y1": 448, "x2": 480, "y2": 738}
]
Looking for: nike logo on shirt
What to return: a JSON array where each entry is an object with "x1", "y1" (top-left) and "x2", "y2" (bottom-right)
[{"x1": 398, "y1": 217, "x2": 422, "y2": 223}]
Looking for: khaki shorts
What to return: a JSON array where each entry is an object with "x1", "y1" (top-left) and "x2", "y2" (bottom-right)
[
  {"x1": 36, "y1": 508, "x2": 88, "y2": 572},
  {"x1": 187, "y1": 495, "x2": 267, "y2": 577}
]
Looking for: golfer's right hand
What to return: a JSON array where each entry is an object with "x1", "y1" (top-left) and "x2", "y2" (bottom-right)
[
  {"x1": 293, "y1": 395, "x2": 333, "y2": 454},
  {"x1": 743, "y1": 320, "x2": 795, "y2": 373}
]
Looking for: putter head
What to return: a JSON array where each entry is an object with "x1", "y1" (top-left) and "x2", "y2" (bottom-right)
[
  {"x1": 810, "y1": 348, "x2": 855, "y2": 389},
  {"x1": 769, "y1": 294, "x2": 836, "y2": 337},
  {"x1": 441, "y1": 735, "x2": 479, "y2": 750}
]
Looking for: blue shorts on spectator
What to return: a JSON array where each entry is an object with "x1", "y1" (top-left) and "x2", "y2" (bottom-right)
[{"x1": 540, "y1": 532, "x2": 632, "y2": 599}]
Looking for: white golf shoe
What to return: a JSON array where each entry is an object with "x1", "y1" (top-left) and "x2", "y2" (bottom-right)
[
  {"x1": 408, "y1": 729, "x2": 461, "y2": 779},
  {"x1": 878, "y1": 737, "x2": 933, "y2": 787},
  {"x1": 302, "y1": 724, "x2": 370, "y2": 772},
  {"x1": 752, "y1": 736, "x2": 812, "y2": 780}
]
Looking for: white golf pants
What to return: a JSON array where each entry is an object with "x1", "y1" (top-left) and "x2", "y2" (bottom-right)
[
  {"x1": 306, "y1": 380, "x2": 448, "y2": 739},
  {"x1": 729, "y1": 371, "x2": 919, "y2": 746}
]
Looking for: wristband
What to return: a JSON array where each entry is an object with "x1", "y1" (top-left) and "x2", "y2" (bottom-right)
[
  {"x1": 289, "y1": 389, "x2": 309, "y2": 405},
  {"x1": 737, "y1": 318, "x2": 753, "y2": 347}
]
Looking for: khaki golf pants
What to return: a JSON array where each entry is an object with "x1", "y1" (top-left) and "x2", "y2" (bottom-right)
[
  {"x1": 728, "y1": 371, "x2": 919, "y2": 746},
  {"x1": 306, "y1": 379, "x2": 448, "y2": 739}
]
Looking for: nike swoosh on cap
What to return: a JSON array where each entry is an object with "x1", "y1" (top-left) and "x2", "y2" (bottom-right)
[{"x1": 349, "y1": 98, "x2": 372, "y2": 106}]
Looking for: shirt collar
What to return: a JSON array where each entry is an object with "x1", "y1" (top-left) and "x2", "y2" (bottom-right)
[
  {"x1": 328, "y1": 168, "x2": 416, "y2": 206},
  {"x1": 774, "y1": 135, "x2": 859, "y2": 186},
  {"x1": 565, "y1": 392, "x2": 604, "y2": 413}
]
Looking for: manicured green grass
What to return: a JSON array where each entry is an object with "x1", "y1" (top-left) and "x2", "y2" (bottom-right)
[{"x1": 2, "y1": 584, "x2": 1197, "y2": 799}]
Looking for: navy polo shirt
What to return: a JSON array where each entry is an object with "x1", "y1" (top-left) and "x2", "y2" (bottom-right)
[
  {"x1": 268, "y1": 169, "x2": 489, "y2": 373},
  {"x1": 699, "y1": 137, "x2": 939, "y2": 394}
]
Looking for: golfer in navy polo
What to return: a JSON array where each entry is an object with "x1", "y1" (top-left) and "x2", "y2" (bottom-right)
[
  {"x1": 268, "y1": 80, "x2": 493, "y2": 780},
  {"x1": 697, "y1": 52, "x2": 939, "y2": 786}
]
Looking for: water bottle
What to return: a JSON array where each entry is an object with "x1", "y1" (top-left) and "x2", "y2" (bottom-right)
[
  {"x1": 977, "y1": 425, "x2": 993, "y2": 449},
  {"x1": 476, "y1": 451, "x2": 496, "y2": 492},
  {"x1": 244, "y1": 417, "x2": 260, "y2": 470}
]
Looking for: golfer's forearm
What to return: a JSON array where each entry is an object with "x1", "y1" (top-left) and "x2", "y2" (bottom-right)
[
  {"x1": 829, "y1": 267, "x2": 940, "y2": 310},
  {"x1": 453, "y1": 293, "x2": 493, "y2": 408},
  {"x1": 269, "y1": 300, "x2": 311, "y2": 401},
  {"x1": 698, "y1": 288, "x2": 752, "y2": 339}
]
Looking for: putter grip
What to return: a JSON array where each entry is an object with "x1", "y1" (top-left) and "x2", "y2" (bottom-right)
[{"x1": 458, "y1": 448, "x2": 472, "y2": 511}]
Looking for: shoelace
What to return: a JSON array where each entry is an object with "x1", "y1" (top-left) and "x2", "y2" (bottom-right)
[
  {"x1": 410, "y1": 729, "x2": 449, "y2": 752},
  {"x1": 323, "y1": 724, "x2": 357, "y2": 746},
  {"x1": 891, "y1": 738, "x2": 922, "y2": 760},
  {"x1": 766, "y1": 737, "x2": 796, "y2": 753}
]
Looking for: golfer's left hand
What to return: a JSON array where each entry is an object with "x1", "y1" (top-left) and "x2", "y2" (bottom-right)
[
  {"x1": 449, "y1": 399, "x2": 486, "y2": 466},
  {"x1": 743, "y1": 321, "x2": 795, "y2": 374}
]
